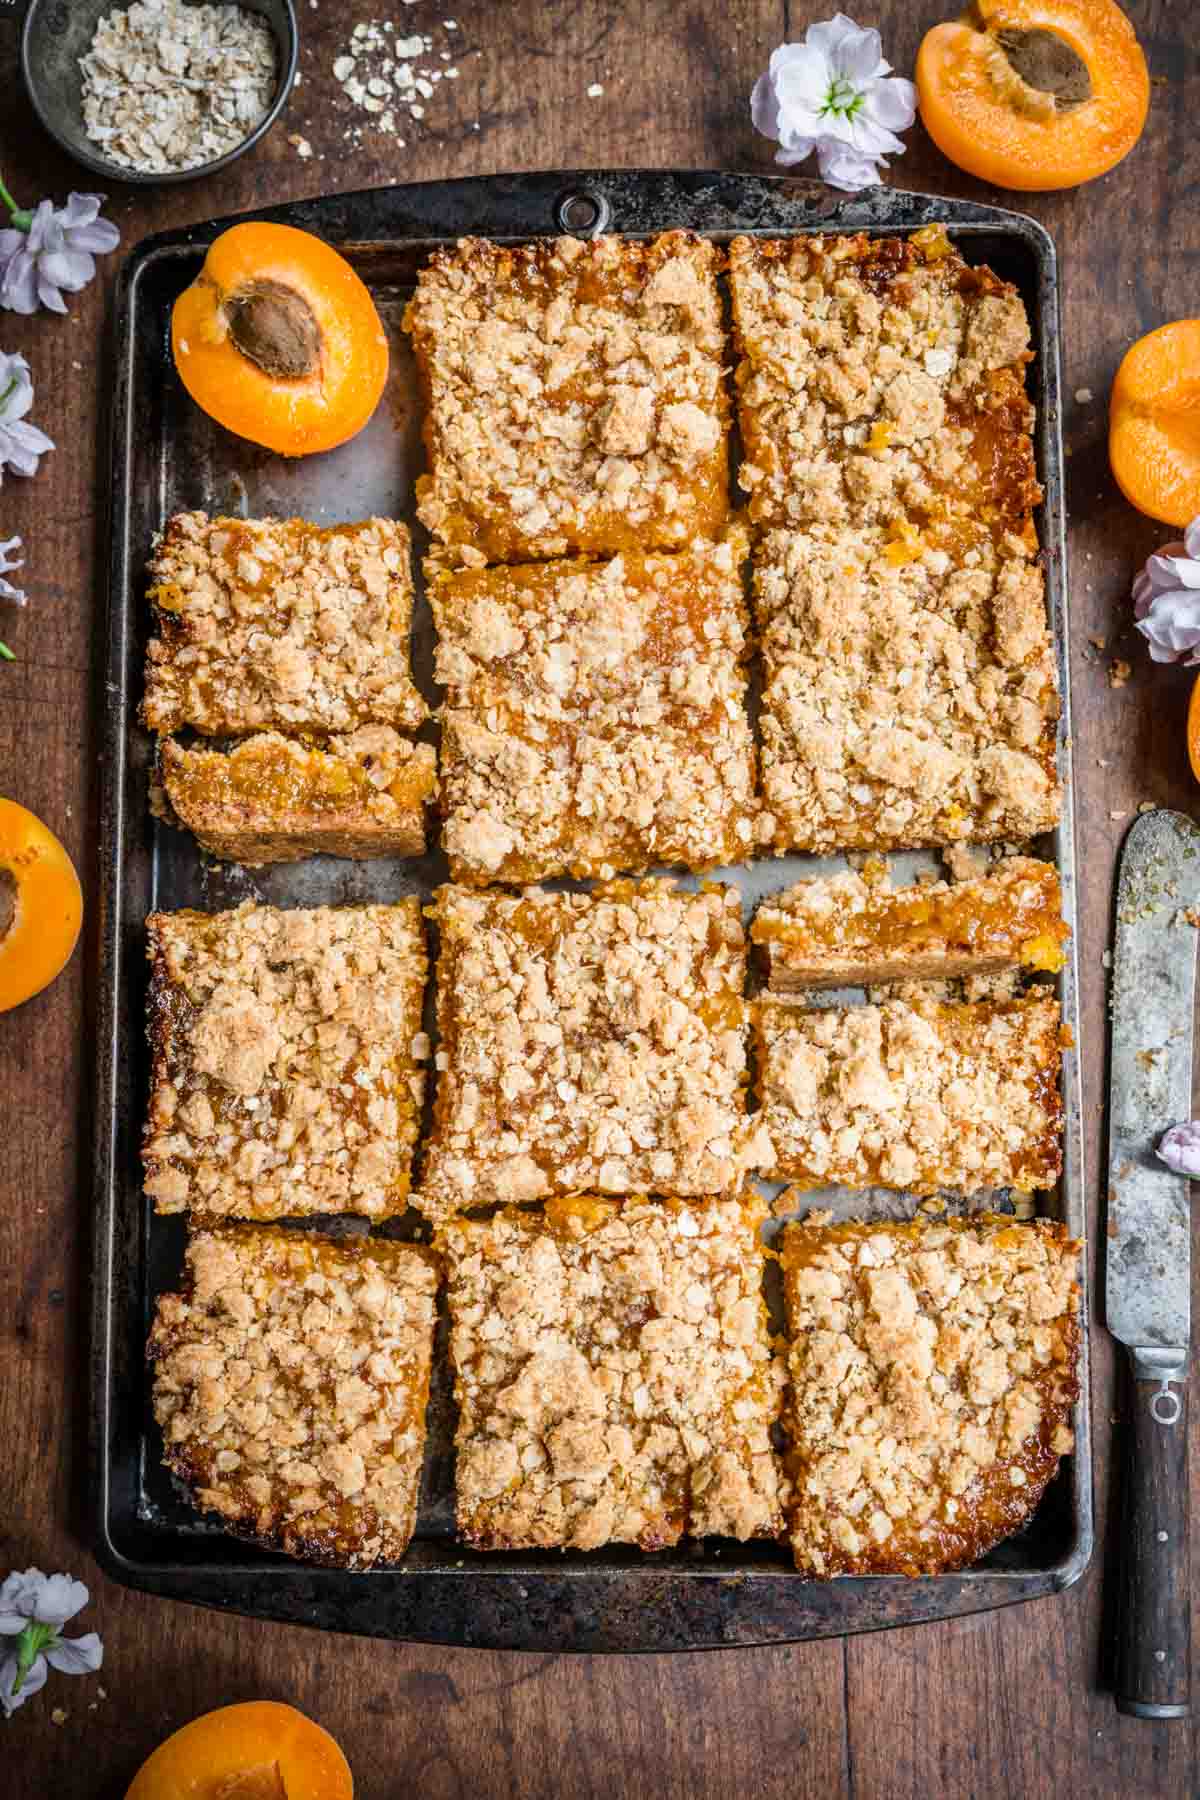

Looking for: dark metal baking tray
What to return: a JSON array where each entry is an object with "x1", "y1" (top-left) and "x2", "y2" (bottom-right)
[{"x1": 91, "y1": 170, "x2": 1090, "y2": 1651}]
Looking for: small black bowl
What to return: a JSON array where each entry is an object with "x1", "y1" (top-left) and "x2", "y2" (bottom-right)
[{"x1": 19, "y1": 0, "x2": 298, "y2": 186}]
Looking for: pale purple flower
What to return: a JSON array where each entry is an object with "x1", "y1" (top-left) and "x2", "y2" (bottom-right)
[
  {"x1": 0, "y1": 193, "x2": 120, "y2": 316},
  {"x1": 751, "y1": 15, "x2": 917, "y2": 192},
  {"x1": 1157, "y1": 1121, "x2": 1200, "y2": 1178},
  {"x1": 0, "y1": 352, "x2": 54, "y2": 483},
  {"x1": 0, "y1": 536, "x2": 23, "y2": 604},
  {"x1": 1134, "y1": 516, "x2": 1200, "y2": 665},
  {"x1": 0, "y1": 1568, "x2": 102, "y2": 1718}
]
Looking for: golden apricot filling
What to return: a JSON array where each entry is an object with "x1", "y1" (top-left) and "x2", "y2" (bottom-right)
[{"x1": 753, "y1": 857, "x2": 1068, "y2": 983}]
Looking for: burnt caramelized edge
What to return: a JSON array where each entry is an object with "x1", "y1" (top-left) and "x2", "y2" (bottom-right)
[{"x1": 778, "y1": 1217, "x2": 1082, "y2": 1576}]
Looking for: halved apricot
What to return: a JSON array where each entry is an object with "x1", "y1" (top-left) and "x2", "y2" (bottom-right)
[
  {"x1": 1188, "y1": 672, "x2": 1200, "y2": 788},
  {"x1": 124, "y1": 1701, "x2": 353, "y2": 1800},
  {"x1": 172, "y1": 222, "x2": 389, "y2": 457},
  {"x1": 917, "y1": 0, "x2": 1149, "y2": 191},
  {"x1": 0, "y1": 798, "x2": 82, "y2": 1012},
  {"x1": 1110, "y1": 321, "x2": 1200, "y2": 527}
]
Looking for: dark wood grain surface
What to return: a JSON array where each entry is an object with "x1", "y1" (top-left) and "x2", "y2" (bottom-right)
[{"x1": 0, "y1": 2, "x2": 1196, "y2": 1794}]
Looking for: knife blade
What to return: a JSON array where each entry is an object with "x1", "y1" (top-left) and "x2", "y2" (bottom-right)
[{"x1": 1107, "y1": 807, "x2": 1199, "y2": 1718}]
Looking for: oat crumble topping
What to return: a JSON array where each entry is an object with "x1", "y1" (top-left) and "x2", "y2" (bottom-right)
[
  {"x1": 416, "y1": 881, "x2": 771, "y2": 1221},
  {"x1": 149, "y1": 1226, "x2": 438, "y2": 1566},
  {"x1": 755, "y1": 992, "x2": 1063, "y2": 1193},
  {"x1": 752, "y1": 855, "x2": 1066, "y2": 989},
  {"x1": 753, "y1": 522, "x2": 1060, "y2": 852},
  {"x1": 728, "y1": 233, "x2": 1040, "y2": 537},
  {"x1": 780, "y1": 1215, "x2": 1079, "y2": 1575},
  {"x1": 156, "y1": 727, "x2": 438, "y2": 865},
  {"x1": 430, "y1": 527, "x2": 766, "y2": 882},
  {"x1": 142, "y1": 513, "x2": 427, "y2": 738},
  {"x1": 441, "y1": 1195, "x2": 783, "y2": 1550},
  {"x1": 404, "y1": 232, "x2": 729, "y2": 564},
  {"x1": 143, "y1": 901, "x2": 428, "y2": 1221}
]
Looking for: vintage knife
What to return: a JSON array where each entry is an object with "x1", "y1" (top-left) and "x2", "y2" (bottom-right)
[{"x1": 1107, "y1": 808, "x2": 1198, "y2": 1718}]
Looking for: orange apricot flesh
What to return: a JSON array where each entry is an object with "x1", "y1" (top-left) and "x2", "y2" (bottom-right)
[
  {"x1": 0, "y1": 798, "x2": 82, "y2": 1012},
  {"x1": 917, "y1": 0, "x2": 1150, "y2": 192},
  {"x1": 1110, "y1": 320, "x2": 1200, "y2": 527},
  {"x1": 124, "y1": 1702, "x2": 352, "y2": 1800},
  {"x1": 172, "y1": 222, "x2": 389, "y2": 458}
]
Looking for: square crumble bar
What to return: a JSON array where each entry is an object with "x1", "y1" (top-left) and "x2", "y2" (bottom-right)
[
  {"x1": 415, "y1": 881, "x2": 771, "y2": 1222},
  {"x1": 779, "y1": 1215, "x2": 1080, "y2": 1576},
  {"x1": 752, "y1": 855, "x2": 1067, "y2": 990},
  {"x1": 728, "y1": 231, "x2": 1041, "y2": 538},
  {"x1": 441, "y1": 1195, "x2": 784, "y2": 1551},
  {"x1": 142, "y1": 513, "x2": 427, "y2": 738},
  {"x1": 148, "y1": 1226, "x2": 439, "y2": 1568},
  {"x1": 430, "y1": 527, "x2": 765, "y2": 883},
  {"x1": 754, "y1": 992, "x2": 1063, "y2": 1194},
  {"x1": 143, "y1": 901, "x2": 429, "y2": 1221},
  {"x1": 404, "y1": 231, "x2": 729, "y2": 565},
  {"x1": 753, "y1": 522, "x2": 1061, "y2": 853},
  {"x1": 155, "y1": 727, "x2": 438, "y2": 865}
]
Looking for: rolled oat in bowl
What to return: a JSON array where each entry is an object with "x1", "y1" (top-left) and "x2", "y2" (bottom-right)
[{"x1": 80, "y1": 0, "x2": 278, "y2": 175}]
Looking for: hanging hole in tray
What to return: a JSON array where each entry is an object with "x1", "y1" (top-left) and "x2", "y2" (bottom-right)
[{"x1": 556, "y1": 189, "x2": 610, "y2": 237}]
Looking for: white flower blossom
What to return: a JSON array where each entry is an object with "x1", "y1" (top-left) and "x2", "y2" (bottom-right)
[
  {"x1": 751, "y1": 15, "x2": 916, "y2": 192},
  {"x1": 1157, "y1": 1121, "x2": 1200, "y2": 1178},
  {"x1": 0, "y1": 193, "x2": 120, "y2": 316},
  {"x1": 0, "y1": 1569, "x2": 102, "y2": 1718},
  {"x1": 0, "y1": 536, "x2": 23, "y2": 604},
  {"x1": 1134, "y1": 516, "x2": 1200, "y2": 664},
  {"x1": 0, "y1": 352, "x2": 53, "y2": 483}
]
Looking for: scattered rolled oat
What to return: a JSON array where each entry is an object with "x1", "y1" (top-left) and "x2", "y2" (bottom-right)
[
  {"x1": 1109, "y1": 657, "x2": 1132, "y2": 688},
  {"x1": 332, "y1": 16, "x2": 463, "y2": 143},
  {"x1": 80, "y1": 0, "x2": 277, "y2": 174}
]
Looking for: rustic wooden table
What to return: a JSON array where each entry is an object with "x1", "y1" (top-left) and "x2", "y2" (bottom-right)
[{"x1": 1, "y1": 2, "x2": 1196, "y2": 1794}]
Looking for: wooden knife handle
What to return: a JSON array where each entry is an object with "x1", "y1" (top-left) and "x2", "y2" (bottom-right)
[{"x1": 1116, "y1": 1349, "x2": 1191, "y2": 1717}]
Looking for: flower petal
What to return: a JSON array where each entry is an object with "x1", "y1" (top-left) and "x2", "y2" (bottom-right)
[
  {"x1": 1157, "y1": 1122, "x2": 1200, "y2": 1177},
  {"x1": 0, "y1": 251, "x2": 41, "y2": 316},
  {"x1": 36, "y1": 273, "x2": 69, "y2": 315},
  {"x1": 38, "y1": 247, "x2": 96, "y2": 294},
  {"x1": 817, "y1": 137, "x2": 884, "y2": 191},
  {"x1": 0, "y1": 1569, "x2": 47, "y2": 1623},
  {"x1": 866, "y1": 75, "x2": 917, "y2": 132},
  {"x1": 774, "y1": 141, "x2": 818, "y2": 168},
  {"x1": 26, "y1": 1572, "x2": 89, "y2": 1628},
  {"x1": 750, "y1": 70, "x2": 782, "y2": 140},
  {"x1": 0, "y1": 1650, "x2": 47, "y2": 1715},
  {"x1": 45, "y1": 1632, "x2": 103, "y2": 1676},
  {"x1": 61, "y1": 192, "x2": 105, "y2": 227},
  {"x1": 1185, "y1": 516, "x2": 1200, "y2": 562},
  {"x1": 827, "y1": 22, "x2": 887, "y2": 84},
  {"x1": 1134, "y1": 588, "x2": 1200, "y2": 662},
  {"x1": 66, "y1": 219, "x2": 120, "y2": 255},
  {"x1": 22, "y1": 199, "x2": 56, "y2": 256},
  {"x1": 806, "y1": 13, "x2": 862, "y2": 62}
]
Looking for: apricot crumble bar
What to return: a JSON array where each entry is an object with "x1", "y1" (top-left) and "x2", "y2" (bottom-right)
[
  {"x1": 754, "y1": 993, "x2": 1062, "y2": 1194},
  {"x1": 753, "y1": 522, "x2": 1060, "y2": 852},
  {"x1": 415, "y1": 881, "x2": 770, "y2": 1222},
  {"x1": 143, "y1": 900, "x2": 428, "y2": 1221},
  {"x1": 148, "y1": 1225, "x2": 438, "y2": 1567},
  {"x1": 155, "y1": 728, "x2": 438, "y2": 865},
  {"x1": 430, "y1": 528, "x2": 762, "y2": 883},
  {"x1": 779, "y1": 1214, "x2": 1080, "y2": 1575},
  {"x1": 142, "y1": 513, "x2": 427, "y2": 737},
  {"x1": 728, "y1": 231, "x2": 1041, "y2": 538},
  {"x1": 752, "y1": 855, "x2": 1067, "y2": 991},
  {"x1": 404, "y1": 231, "x2": 729, "y2": 565},
  {"x1": 441, "y1": 1195, "x2": 783, "y2": 1550}
]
